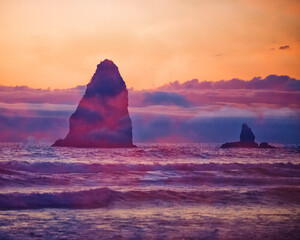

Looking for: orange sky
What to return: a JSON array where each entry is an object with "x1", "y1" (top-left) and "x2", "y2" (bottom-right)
[{"x1": 0, "y1": 0, "x2": 299, "y2": 90}]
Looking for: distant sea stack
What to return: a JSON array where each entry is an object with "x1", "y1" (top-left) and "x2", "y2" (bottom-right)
[
  {"x1": 240, "y1": 123, "x2": 255, "y2": 143},
  {"x1": 221, "y1": 123, "x2": 275, "y2": 148},
  {"x1": 52, "y1": 59, "x2": 135, "y2": 148}
]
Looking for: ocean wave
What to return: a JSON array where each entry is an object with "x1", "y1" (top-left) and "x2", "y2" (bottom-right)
[
  {"x1": 0, "y1": 161, "x2": 299, "y2": 176},
  {"x1": 0, "y1": 187, "x2": 299, "y2": 210}
]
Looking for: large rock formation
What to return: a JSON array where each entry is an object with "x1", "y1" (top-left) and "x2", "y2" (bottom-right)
[
  {"x1": 221, "y1": 123, "x2": 275, "y2": 148},
  {"x1": 52, "y1": 59, "x2": 135, "y2": 148}
]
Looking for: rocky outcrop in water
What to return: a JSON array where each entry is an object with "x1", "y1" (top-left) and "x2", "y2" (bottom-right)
[
  {"x1": 52, "y1": 59, "x2": 135, "y2": 148},
  {"x1": 259, "y1": 142, "x2": 275, "y2": 149},
  {"x1": 220, "y1": 141, "x2": 258, "y2": 148},
  {"x1": 240, "y1": 123, "x2": 255, "y2": 143},
  {"x1": 221, "y1": 123, "x2": 275, "y2": 148}
]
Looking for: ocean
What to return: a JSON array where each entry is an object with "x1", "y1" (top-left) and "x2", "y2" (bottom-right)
[{"x1": 0, "y1": 143, "x2": 299, "y2": 239}]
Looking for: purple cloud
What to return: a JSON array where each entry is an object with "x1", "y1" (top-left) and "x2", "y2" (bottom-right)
[
  {"x1": 143, "y1": 91, "x2": 190, "y2": 107},
  {"x1": 279, "y1": 45, "x2": 290, "y2": 50},
  {"x1": 0, "y1": 75, "x2": 299, "y2": 143},
  {"x1": 0, "y1": 85, "x2": 84, "y2": 104},
  {"x1": 159, "y1": 75, "x2": 300, "y2": 91}
]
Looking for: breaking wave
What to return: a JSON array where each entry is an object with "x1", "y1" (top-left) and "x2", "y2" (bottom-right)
[
  {"x1": 0, "y1": 144, "x2": 299, "y2": 212},
  {"x1": 1, "y1": 187, "x2": 299, "y2": 210},
  {"x1": 0, "y1": 161, "x2": 299, "y2": 176}
]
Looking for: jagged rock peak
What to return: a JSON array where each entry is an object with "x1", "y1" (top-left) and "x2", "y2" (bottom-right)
[
  {"x1": 86, "y1": 59, "x2": 126, "y2": 98},
  {"x1": 240, "y1": 123, "x2": 255, "y2": 143},
  {"x1": 97, "y1": 59, "x2": 118, "y2": 70}
]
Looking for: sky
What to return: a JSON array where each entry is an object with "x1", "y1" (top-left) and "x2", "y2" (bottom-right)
[
  {"x1": 0, "y1": 0, "x2": 300, "y2": 90},
  {"x1": 0, "y1": 0, "x2": 299, "y2": 144}
]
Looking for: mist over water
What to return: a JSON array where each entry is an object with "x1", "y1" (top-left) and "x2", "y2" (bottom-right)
[{"x1": 0, "y1": 143, "x2": 299, "y2": 239}]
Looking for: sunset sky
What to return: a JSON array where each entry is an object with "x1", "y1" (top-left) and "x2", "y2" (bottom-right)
[{"x1": 0, "y1": 0, "x2": 299, "y2": 90}]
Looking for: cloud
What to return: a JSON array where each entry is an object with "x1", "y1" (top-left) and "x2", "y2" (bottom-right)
[
  {"x1": 279, "y1": 45, "x2": 290, "y2": 50},
  {"x1": 129, "y1": 104, "x2": 300, "y2": 143},
  {"x1": 0, "y1": 103, "x2": 74, "y2": 142},
  {"x1": 0, "y1": 114, "x2": 69, "y2": 142},
  {"x1": 159, "y1": 75, "x2": 300, "y2": 91},
  {"x1": 0, "y1": 104, "x2": 299, "y2": 143},
  {"x1": 1, "y1": 75, "x2": 299, "y2": 107},
  {"x1": 0, "y1": 75, "x2": 299, "y2": 143},
  {"x1": 130, "y1": 112, "x2": 300, "y2": 144},
  {"x1": 143, "y1": 91, "x2": 190, "y2": 107},
  {"x1": 0, "y1": 85, "x2": 85, "y2": 104}
]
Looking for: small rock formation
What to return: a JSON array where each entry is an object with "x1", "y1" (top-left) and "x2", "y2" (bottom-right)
[
  {"x1": 259, "y1": 142, "x2": 275, "y2": 149},
  {"x1": 221, "y1": 123, "x2": 275, "y2": 148},
  {"x1": 52, "y1": 59, "x2": 135, "y2": 148},
  {"x1": 240, "y1": 123, "x2": 255, "y2": 143}
]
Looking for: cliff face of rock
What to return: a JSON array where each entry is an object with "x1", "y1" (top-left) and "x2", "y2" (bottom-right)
[{"x1": 53, "y1": 59, "x2": 135, "y2": 148}]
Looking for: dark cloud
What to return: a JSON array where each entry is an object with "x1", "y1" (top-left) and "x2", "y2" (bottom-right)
[
  {"x1": 278, "y1": 45, "x2": 290, "y2": 50},
  {"x1": 131, "y1": 113, "x2": 300, "y2": 144},
  {"x1": 132, "y1": 114, "x2": 173, "y2": 142},
  {"x1": 0, "y1": 106, "x2": 73, "y2": 142},
  {"x1": 144, "y1": 91, "x2": 190, "y2": 107},
  {"x1": 0, "y1": 114, "x2": 68, "y2": 142}
]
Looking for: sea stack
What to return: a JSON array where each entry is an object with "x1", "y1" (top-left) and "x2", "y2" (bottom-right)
[
  {"x1": 240, "y1": 123, "x2": 255, "y2": 143},
  {"x1": 52, "y1": 59, "x2": 135, "y2": 148},
  {"x1": 221, "y1": 123, "x2": 275, "y2": 148}
]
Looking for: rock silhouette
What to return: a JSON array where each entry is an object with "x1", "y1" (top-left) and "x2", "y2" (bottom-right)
[
  {"x1": 240, "y1": 123, "x2": 255, "y2": 143},
  {"x1": 52, "y1": 59, "x2": 135, "y2": 148},
  {"x1": 259, "y1": 142, "x2": 275, "y2": 149},
  {"x1": 221, "y1": 123, "x2": 275, "y2": 148}
]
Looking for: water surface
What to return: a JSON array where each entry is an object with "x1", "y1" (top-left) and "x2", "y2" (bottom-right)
[{"x1": 0, "y1": 143, "x2": 299, "y2": 239}]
